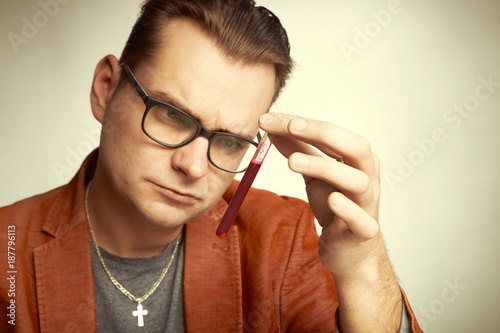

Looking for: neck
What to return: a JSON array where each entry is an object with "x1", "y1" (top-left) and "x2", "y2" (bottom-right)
[{"x1": 86, "y1": 170, "x2": 183, "y2": 258}]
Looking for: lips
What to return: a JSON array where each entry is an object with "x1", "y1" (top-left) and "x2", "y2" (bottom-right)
[{"x1": 150, "y1": 181, "x2": 201, "y2": 205}]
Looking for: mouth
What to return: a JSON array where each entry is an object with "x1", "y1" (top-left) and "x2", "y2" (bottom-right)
[{"x1": 150, "y1": 181, "x2": 201, "y2": 205}]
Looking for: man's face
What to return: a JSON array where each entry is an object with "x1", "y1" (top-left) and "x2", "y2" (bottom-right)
[{"x1": 97, "y1": 18, "x2": 276, "y2": 229}]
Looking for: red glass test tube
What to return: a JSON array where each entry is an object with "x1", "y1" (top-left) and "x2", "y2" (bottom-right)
[{"x1": 216, "y1": 134, "x2": 272, "y2": 238}]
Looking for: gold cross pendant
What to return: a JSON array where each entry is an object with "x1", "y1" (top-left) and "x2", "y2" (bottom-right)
[{"x1": 132, "y1": 303, "x2": 148, "y2": 327}]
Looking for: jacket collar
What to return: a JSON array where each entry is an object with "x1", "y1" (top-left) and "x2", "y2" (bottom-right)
[{"x1": 41, "y1": 150, "x2": 97, "y2": 237}]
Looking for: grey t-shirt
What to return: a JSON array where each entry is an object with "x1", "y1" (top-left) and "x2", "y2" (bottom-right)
[
  {"x1": 90, "y1": 233, "x2": 185, "y2": 333},
  {"x1": 89, "y1": 231, "x2": 412, "y2": 332}
]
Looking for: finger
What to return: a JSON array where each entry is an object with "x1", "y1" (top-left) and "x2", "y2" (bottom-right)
[
  {"x1": 261, "y1": 113, "x2": 376, "y2": 178},
  {"x1": 267, "y1": 133, "x2": 318, "y2": 160},
  {"x1": 287, "y1": 117, "x2": 376, "y2": 179},
  {"x1": 289, "y1": 153, "x2": 370, "y2": 196},
  {"x1": 328, "y1": 192, "x2": 379, "y2": 240},
  {"x1": 261, "y1": 113, "x2": 328, "y2": 158},
  {"x1": 259, "y1": 113, "x2": 315, "y2": 158},
  {"x1": 262, "y1": 113, "x2": 344, "y2": 163},
  {"x1": 259, "y1": 112, "x2": 297, "y2": 135}
]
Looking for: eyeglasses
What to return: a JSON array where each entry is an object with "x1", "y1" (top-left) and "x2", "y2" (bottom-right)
[{"x1": 121, "y1": 63, "x2": 261, "y2": 173}]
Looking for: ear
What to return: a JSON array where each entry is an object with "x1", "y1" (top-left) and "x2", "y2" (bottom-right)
[{"x1": 90, "y1": 55, "x2": 122, "y2": 124}]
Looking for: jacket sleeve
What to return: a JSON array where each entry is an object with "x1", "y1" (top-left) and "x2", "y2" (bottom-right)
[
  {"x1": 278, "y1": 203, "x2": 339, "y2": 332},
  {"x1": 278, "y1": 203, "x2": 423, "y2": 332}
]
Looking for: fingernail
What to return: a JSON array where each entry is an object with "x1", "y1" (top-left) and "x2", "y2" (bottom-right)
[
  {"x1": 290, "y1": 118, "x2": 307, "y2": 131},
  {"x1": 292, "y1": 154, "x2": 310, "y2": 168},
  {"x1": 259, "y1": 113, "x2": 273, "y2": 125}
]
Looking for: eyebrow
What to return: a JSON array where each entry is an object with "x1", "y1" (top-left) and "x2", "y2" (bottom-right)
[
  {"x1": 149, "y1": 90, "x2": 197, "y2": 119},
  {"x1": 148, "y1": 89, "x2": 256, "y2": 140}
]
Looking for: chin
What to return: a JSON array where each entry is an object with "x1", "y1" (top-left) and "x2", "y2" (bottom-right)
[{"x1": 139, "y1": 200, "x2": 206, "y2": 228}]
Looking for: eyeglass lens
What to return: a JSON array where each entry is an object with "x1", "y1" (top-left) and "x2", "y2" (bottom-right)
[{"x1": 143, "y1": 103, "x2": 258, "y2": 172}]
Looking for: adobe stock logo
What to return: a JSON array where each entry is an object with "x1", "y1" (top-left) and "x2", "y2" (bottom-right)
[
  {"x1": 51, "y1": 128, "x2": 100, "y2": 182},
  {"x1": 339, "y1": 0, "x2": 407, "y2": 63},
  {"x1": 7, "y1": 0, "x2": 73, "y2": 54},
  {"x1": 416, "y1": 278, "x2": 467, "y2": 330},
  {"x1": 385, "y1": 74, "x2": 499, "y2": 191}
]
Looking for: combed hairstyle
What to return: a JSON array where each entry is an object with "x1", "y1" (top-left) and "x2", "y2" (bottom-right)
[{"x1": 119, "y1": 0, "x2": 293, "y2": 101}]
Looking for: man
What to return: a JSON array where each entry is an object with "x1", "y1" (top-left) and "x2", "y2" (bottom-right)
[{"x1": 0, "y1": 0, "x2": 422, "y2": 332}]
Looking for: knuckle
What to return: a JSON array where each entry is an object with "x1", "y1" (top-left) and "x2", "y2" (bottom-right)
[
  {"x1": 316, "y1": 121, "x2": 333, "y2": 140},
  {"x1": 354, "y1": 172, "x2": 371, "y2": 194},
  {"x1": 368, "y1": 223, "x2": 380, "y2": 239},
  {"x1": 352, "y1": 207, "x2": 366, "y2": 223},
  {"x1": 354, "y1": 136, "x2": 372, "y2": 159},
  {"x1": 373, "y1": 181, "x2": 381, "y2": 197},
  {"x1": 372, "y1": 152, "x2": 381, "y2": 178}
]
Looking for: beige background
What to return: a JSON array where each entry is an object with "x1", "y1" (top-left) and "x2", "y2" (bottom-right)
[{"x1": 1, "y1": 0, "x2": 499, "y2": 331}]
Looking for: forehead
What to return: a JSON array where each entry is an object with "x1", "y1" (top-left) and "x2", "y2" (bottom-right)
[{"x1": 134, "y1": 18, "x2": 276, "y2": 137}]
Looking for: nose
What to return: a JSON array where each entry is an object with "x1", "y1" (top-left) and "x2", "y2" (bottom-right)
[{"x1": 171, "y1": 137, "x2": 209, "y2": 179}]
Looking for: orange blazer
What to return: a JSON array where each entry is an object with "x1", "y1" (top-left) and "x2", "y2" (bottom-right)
[{"x1": 0, "y1": 151, "x2": 422, "y2": 332}]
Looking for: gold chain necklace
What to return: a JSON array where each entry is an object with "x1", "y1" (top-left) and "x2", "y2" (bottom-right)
[{"x1": 84, "y1": 182, "x2": 180, "y2": 327}]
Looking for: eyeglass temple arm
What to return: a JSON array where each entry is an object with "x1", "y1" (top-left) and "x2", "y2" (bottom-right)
[{"x1": 120, "y1": 63, "x2": 149, "y2": 103}]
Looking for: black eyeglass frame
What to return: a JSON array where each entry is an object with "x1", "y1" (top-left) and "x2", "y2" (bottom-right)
[{"x1": 120, "y1": 63, "x2": 262, "y2": 173}]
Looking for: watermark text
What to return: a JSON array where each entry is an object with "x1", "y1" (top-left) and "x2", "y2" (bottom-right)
[
  {"x1": 385, "y1": 73, "x2": 499, "y2": 191},
  {"x1": 6, "y1": 225, "x2": 17, "y2": 325},
  {"x1": 7, "y1": 0, "x2": 73, "y2": 54}
]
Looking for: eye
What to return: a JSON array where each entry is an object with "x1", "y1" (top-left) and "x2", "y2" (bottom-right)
[
  {"x1": 214, "y1": 135, "x2": 252, "y2": 155},
  {"x1": 218, "y1": 137, "x2": 246, "y2": 152},
  {"x1": 157, "y1": 105, "x2": 194, "y2": 130},
  {"x1": 222, "y1": 137, "x2": 240, "y2": 149}
]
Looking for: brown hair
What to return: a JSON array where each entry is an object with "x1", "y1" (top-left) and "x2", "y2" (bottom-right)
[{"x1": 119, "y1": 0, "x2": 293, "y2": 101}]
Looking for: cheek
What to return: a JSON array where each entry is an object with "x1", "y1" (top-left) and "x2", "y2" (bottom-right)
[
  {"x1": 207, "y1": 172, "x2": 235, "y2": 199},
  {"x1": 98, "y1": 99, "x2": 150, "y2": 172},
  {"x1": 101, "y1": 96, "x2": 142, "y2": 137}
]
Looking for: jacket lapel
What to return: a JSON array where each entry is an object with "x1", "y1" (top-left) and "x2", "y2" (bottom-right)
[
  {"x1": 183, "y1": 197, "x2": 243, "y2": 332},
  {"x1": 34, "y1": 219, "x2": 96, "y2": 333},
  {"x1": 34, "y1": 154, "x2": 97, "y2": 333}
]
